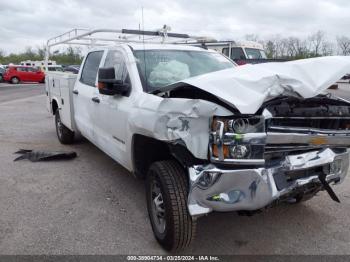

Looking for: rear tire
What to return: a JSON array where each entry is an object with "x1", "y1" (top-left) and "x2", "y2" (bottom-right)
[
  {"x1": 146, "y1": 160, "x2": 196, "y2": 251},
  {"x1": 55, "y1": 110, "x2": 74, "y2": 144},
  {"x1": 11, "y1": 77, "x2": 19, "y2": 84}
]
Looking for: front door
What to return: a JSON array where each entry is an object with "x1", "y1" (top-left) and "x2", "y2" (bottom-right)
[
  {"x1": 17, "y1": 67, "x2": 29, "y2": 81},
  {"x1": 92, "y1": 49, "x2": 131, "y2": 165}
]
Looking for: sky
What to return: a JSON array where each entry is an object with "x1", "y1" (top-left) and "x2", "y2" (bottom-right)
[{"x1": 0, "y1": 0, "x2": 350, "y2": 54}]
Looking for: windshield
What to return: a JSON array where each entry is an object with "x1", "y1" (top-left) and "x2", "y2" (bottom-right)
[
  {"x1": 245, "y1": 48, "x2": 267, "y2": 59},
  {"x1": 133, "y1": 50, "x2": 235, "y2": 92}
]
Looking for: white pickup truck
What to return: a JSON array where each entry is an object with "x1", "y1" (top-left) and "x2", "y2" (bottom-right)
[{"x1": 46, "y1": 29, "x2": 350, "y2": 251}]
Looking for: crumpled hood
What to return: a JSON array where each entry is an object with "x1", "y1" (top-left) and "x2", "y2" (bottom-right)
[{"x1": 173, "y1": 56, "x2": 350, "y2": 114}]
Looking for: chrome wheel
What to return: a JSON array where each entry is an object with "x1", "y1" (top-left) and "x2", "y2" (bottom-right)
[{"x1": 151, "y1": 180, "x2": 166, "y2": 234}]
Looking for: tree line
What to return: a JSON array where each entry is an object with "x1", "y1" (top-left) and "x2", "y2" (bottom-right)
[
  {"x1": 0, "y1": 31, "x2": 350, "y2": 64},
  {"x1": 0, "y1": 46, "x2": 83, "y2": 65},
  {"x1": 245, "y1": 31, "x2": 350, "y2": 59}
]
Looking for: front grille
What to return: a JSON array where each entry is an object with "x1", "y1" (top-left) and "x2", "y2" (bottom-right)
[
  {"x1": 265, "y1": 117, "x2": 350, "y2": 155},
  {"x1": 265, "y1": 144, "x2": 322, "y2": 154},
  {"x1": 267, "y1": 117, "x2": 350, "y2": 132}
]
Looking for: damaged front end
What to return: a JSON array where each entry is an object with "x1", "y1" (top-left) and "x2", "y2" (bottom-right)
[{"x1": 188, "y1": 95, "x2": 350, "y2": 216}]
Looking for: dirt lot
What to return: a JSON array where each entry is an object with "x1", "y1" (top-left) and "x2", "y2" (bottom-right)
[{"x1": 1, "y1": 83, "x2": 350, "y2": 255}]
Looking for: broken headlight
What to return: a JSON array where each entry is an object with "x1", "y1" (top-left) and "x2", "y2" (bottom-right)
[{"x1": 210, "y1": 116, "x2": 266, "y2": 164}]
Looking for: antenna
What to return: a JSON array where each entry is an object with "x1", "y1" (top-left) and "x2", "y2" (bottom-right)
[
  {"x1": 138, "y1": 23, "x2": 141, "y2": 40},
  {"x1": 141, "y1": 7, "x2": 148, "y2": 90}
]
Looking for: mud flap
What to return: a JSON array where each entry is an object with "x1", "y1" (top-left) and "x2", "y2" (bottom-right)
[{"x1": 318, "y1": 173, "x2": 340, "y2": 203}]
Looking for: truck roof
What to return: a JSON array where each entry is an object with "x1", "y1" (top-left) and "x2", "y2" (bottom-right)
[{"x1": 128, "y1": 43, "x2": 211, "y2": 52}]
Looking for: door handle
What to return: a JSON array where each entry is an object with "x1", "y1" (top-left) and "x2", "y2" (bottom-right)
[
  {"x1": 91, "y1": 97, "x2": 100, "y2": 103},
  {"x1": 72, "y1": 90, "x2": 79, "y2": 95}
]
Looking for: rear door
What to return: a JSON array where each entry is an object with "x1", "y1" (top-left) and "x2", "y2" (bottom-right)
[
  {"x1": 27, "y1": 67, "x2": 41, "y2": 82},
  {"x1": 73, "y1": 50, "x2": 104, "y2": 141}
]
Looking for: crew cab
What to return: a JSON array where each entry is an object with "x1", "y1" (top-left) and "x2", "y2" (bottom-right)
[
  {"x1": 45, "y1": 30, "x2": 350, "y2": 251},
  {"x1": 3, "y1": 66, "x2": 45, "y2": 84}
]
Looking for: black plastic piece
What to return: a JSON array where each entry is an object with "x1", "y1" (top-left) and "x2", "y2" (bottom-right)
[
  {"x1": 273, "y1": 172, "x2": 290, "y2": 191},
  {"x1": 14, "y1": 149, "x2": 77, "y2": 162},
  {"x1": 91, "y1": 97, "x2": 100, "y2": 103},
  {"x1": 168, "y1": 142, "x2": 207, "y2": 168},
  {"x1": 121, "y1": 29, "x2": 189, "y2": 39},
  {"x1": 319, "y1": 172, "x2": 341, "y2": 203}
]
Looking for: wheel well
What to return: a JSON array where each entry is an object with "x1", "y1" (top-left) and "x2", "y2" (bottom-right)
[
  {"x1": 52, "y1": 99, "x2": 58, "y2": 115},
  {"x1": 132, "y1": 135, "x2": 172, "y2": 179},
  {"x1": 132, "y1": 134, "x2": 205, "y2": 179}
]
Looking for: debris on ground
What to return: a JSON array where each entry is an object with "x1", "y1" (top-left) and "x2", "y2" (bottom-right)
[{"x1": 14, "y1": 149, "x2": 77, "y2": 162}]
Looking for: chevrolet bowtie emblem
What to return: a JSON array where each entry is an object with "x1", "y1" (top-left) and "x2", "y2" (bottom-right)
[{"x1": 310, "y1": 137, "x2": 328, "y2": 145}]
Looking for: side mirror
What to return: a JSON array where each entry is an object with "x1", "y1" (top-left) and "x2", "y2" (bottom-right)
[{"x1": 98, "y1": 67, "x2": 130, "y2": 96}]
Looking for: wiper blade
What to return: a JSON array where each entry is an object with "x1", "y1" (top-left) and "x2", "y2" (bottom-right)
[{"x1": 149, "y1": 89, "x2": 164, "y2": 95}]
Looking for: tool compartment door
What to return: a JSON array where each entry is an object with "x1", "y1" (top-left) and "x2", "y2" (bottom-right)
[
  {"x1": 46, "y1": 72, "x2": 77, "y2": 131},
  {"x1": 59, "y1": 73, "x2": 78, "y2": 131}
]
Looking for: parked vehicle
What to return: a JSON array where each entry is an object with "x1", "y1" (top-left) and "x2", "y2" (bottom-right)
[
  {"x1": 64, "y1": 65, "x2": 80, "y2": 74},
  {"x1": 40, "y1": 65, "x2": 64, "y2": 72},
  {"x1": 0, "y1": 67, "x2": 5, "y2": 82},
  {"x1": 3, "y1": 66, "x2": 45, "y2": 84},
  {"x1": 342, "y1": 74, "x2": 350, "y2": 80},
  {"x1": 21, "y1": 60, "x2": 57, "y2": 67},
  {"x1": 186, "y1": 40, "x2": 287, "y2": 65},
  {"x1": 46, "y1": 29, "x2": 350, "y2": 251}
]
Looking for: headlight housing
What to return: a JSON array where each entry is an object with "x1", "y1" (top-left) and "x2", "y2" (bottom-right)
[{"x1": 210, "y1": 115, "x2": 266, "y2": 165}]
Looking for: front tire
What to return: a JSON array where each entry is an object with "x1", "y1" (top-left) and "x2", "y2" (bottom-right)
[
  {"x1": 146, "y1": 160, "x2": 196, "y2": 251},
  {"x1": 11, "y1": 77, "x2": 19, "y2": 84},
  {"x1": 55, "y1": 110, "x2": 74, "y2": 144}
]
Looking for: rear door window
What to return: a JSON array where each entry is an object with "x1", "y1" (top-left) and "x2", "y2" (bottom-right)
[{"x1": 80, "y1": 51, "x2": 104, "y2": 87}]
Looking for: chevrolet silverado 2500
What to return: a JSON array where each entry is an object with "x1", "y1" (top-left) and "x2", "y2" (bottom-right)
[{"x1": 45, "y1": 29, "x2": 350, "y2": 251}]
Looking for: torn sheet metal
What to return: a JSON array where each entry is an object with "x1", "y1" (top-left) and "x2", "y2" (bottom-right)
[
  {"x1": 170, "y1": 56, "x2": 350, "y2": 114},
  {"x1": 130, "y1": 95, "x2": 232, "y2": 159},
  {"x1": 14, "y1": 149, "x2": 77, "y2": 162}
]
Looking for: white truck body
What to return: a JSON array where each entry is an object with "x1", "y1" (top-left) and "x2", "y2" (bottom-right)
[
  {"x1": 46, "y1": 72, "x2": 77, "y2": 130},
  {"x1": 45, "y1": 29, "x2": 350, "y2": 251}
]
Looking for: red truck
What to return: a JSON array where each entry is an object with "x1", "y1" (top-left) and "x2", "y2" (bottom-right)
[{"x1": 3, "y1": 66, "x2": 45, "y2": 84}]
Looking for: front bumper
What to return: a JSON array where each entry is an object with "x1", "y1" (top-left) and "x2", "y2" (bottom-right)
[{"x1": 188, "y1": 148, "x2": 350, "y2": 216}]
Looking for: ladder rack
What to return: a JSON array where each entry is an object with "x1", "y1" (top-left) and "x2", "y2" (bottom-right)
[
  {"x1": 44, "y1": 26, "x2": 215, "y2": 69},
  {"x1": 46, "y1": 27, "x2": 209, "y2": 48}
]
